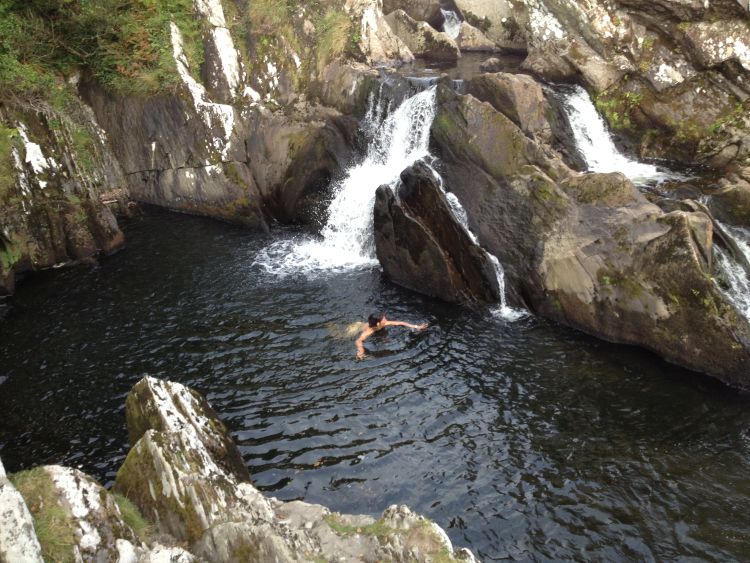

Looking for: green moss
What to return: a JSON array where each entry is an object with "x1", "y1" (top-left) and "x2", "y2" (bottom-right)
[
  {"x1": 0, "y1": 239, "x2": 22, "y2": 271},
  {"x1": 463, "y1": 10, "x2": 491, "y2": 32},
  {"x1": 10, "y1": 468, "x2": 77, "y2": 563}
]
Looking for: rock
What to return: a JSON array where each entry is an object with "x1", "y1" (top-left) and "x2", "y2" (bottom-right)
[
  {"x1": 11, "y1": 465, "x2": 138, "y2": 562},
  {"x1": 383, "y1": 0, "x2": 444, "y2": 28},
  {"x1": 374, "y1": 161, "x2": 500, "y2": 303},
  {"x1": 124, "y1": 376, "x2": 251, "y2": 483},
  {"x1": 0, "y1": 100, "x2": 127, "y2": 295},
  {"x1": 431, "y1": 85, "x2": 750, "y2": 386},
  {"x1": 710, "y1": 176, "x2": 750, "y2": 227},
  {"x1": 351, "y1": 0, "x2": 416, "y2": 65},
  {"x1": 453, "y1": 0, "x2": 519, "y2": 47},
  {"x1": 479, "y1": 57, "x2": 503, "y2": 72},
  {"x1": 682, "y1": 20, "x2": 750, "y2": 72},
  {"x1": 456, "y1": 21, "x2": 498, "y2": 51},
  {"x1": 116, "y1": 376, "x2": 478, "y2": 562},
  {"x1": 0, "y1": 458, "x2": 44, "y2": 563},
  {"x1": 469, "y1": 72, "x2": 552, "y2": 142},
  {"x1": 520, "y1": 47, "x2": 578, "y2": 83},
  {"x1": 384, "y1": 10, "x2": 461, "y2": 61}
]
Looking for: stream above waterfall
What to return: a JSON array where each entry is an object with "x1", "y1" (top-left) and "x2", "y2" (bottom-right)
[{"x1": 2, "y1": 209, "x2": 750, "y2": 561}]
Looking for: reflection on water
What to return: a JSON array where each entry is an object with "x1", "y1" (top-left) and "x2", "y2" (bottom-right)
[{"x1": 1, "y1": 210, "x2": 750, "y2": 561}]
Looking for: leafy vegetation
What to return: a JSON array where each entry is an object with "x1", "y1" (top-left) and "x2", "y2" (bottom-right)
[
  {"x1": 0, "y1": 0, "x2": 204, "y2": 100},
  {"x1": 595, "y1": 90, "x2": 643, "y2": 131},
  {"x1": 0, "y1": 124, "x2": 20, "y2": 200}
]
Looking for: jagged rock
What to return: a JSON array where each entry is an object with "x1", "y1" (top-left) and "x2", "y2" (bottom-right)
[
  {"x1": 710, "y1": 175, "x2": 750, "y2": 228},
  {"x1": 0, "y1": 458, "x2": 44, "y2": 563},
  {"x1": 116, "y1": 376, "x2": 478, "y2": 562},
  {"x1": 456, "y1": 21, "x2": 498, "y2": 51},
  {"x1": 11, "y1": 465, "x2": 138, "y2": 562},
  {"x1": 383, "y1": 0, "x2": 444, "y2": 28},
  {"x1": 116, "y1": 540, "x2": 196, "y2": 563},
  {"x1": 349, "y1": 0, "x2": 416, "y2": 65},
  {"x1": 374, "y1": 161, "x2": 500, "y2": 303},
  {"x1": 384, "y1": 10, "x2": 461, "y2": 61},
  {"x1": 469, "y1": 72, "x2": 552, "y2": 142},
  {"x1": 431, "y1": 85, "x2": 750, "y2": 386}
]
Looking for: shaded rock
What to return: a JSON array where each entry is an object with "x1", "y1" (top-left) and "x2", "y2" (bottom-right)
[
  {"x1": 521, "y1": 47, "x2": 578, "y2": 83},
  {"x1": 374, "y1": 160, "x2": 500, "y2": 303},
  {"x1": 0, "y1": 458, "x2": 44, "y2": 563},
  {"x1": 0, "y1": 101, "x2": 127, "y2": 295},
  {"x1": 469, "y1": 72, "x2": 552, "y2": 142},
  {"x1": 710, "y1": 175, "x2": 750, "y2": 227},
  {"x1": 383, "y1": 0, "x2": 444, "y2": 28},
  {"x1": 384, "y1": 10, "x2": 461, "y2": 61},
  {"x1": 116, "y1": 376, "x2": 478, "y2": 562},
  {"x1": 11, "y1": 465, "x2": 138, "y2": 562},
  {"x1": 456, "y1": 21, "x2": 498, "y2": 51},
  {"x1": 479, "y1": 57, "x2": 503, "y2": 73}
]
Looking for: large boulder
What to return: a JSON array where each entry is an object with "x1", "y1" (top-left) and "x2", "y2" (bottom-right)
[
  {"x1": 385, "y1": 10, "x2": 461, "y2": 61},
  {"x1": 431, "y1": 85, "x2": 750, "y2": 386},
  {"x1": 374, "y1": 161, "x2": 500, "y2": 303},
  {"x1": 456, "y1": 21, "x2": 498, "y2": 51},
  {"x1": 349, "y1": 0, "x2": 416, "y2": 65},
  {"x1": 116, "y1": 376, "x2": 478, "y2": 562},
  {"x1": 469, "y1": 72, "x2": 552, "y2": 142},
  {"x1": 0, "y1": 458, "x2": 43, "y2": 563}
]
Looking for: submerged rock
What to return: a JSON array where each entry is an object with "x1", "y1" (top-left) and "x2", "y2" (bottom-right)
[
  {"x1": 116, "y1": 376, "x2": 478, "y2": 562},
  {"x1": 374, "y1": 160, "x2": 500, "y2": 303}
]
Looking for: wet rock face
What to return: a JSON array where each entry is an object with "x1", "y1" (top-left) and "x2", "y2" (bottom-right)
[
  {"x1": 0, "y1": 102, "x2": 126, "y2": 295},
  {"x1": 709, "y1": 171, "x2": 750, "y2": 228},
  {"x1": 384, "y1": 9, "x2": 461, "y2": 61},
  {"x1": 374, "y1": 161, "x2": 500, "y2": 303},
  {"x1": 116, "y1": 376, "x2": 478, "y2": 562},
  {"x1": 383, "y1": 0, "x2": 444, "y2": 28}
]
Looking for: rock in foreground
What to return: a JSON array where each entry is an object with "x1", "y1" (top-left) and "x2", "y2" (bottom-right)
[{"x1": 116, "y1": 377, "x2": 478, "y2": 562}]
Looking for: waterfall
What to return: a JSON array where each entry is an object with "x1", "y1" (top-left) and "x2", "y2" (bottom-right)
[
  {"x1": 255, "y1": 87, "x2": 437, "y2": 274},
  {"x1": 441, "y1": 9, "x2": 461, "y2": 40},
  {"x1": 560, "y1": 85, "x2": 678, "y2": 185},
  {"x1": 715, "y1": 224, "x2": 750, "y2": 321}
]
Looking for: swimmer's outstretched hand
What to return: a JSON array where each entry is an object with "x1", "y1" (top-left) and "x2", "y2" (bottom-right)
[
  {"x1": 356, "y1": 349, "x2": 366, "y2": 361},
  {"x1": 416, "y1": 323, "x2": 428, "y2": 331}
]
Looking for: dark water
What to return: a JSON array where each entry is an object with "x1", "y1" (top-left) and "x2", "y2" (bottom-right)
[{"x1": 2, "y1": 210, "x2": 750, "y2": 561}]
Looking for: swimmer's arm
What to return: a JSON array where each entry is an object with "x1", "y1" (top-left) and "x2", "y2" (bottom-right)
[
  {"x1": 384, "y1": 320, "x2": 429, "y2": 330},
  {"x1": 355, "y1": 328, "x2": 373, "y2": 359}
]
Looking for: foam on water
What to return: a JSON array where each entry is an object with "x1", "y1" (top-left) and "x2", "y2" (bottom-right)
[
  {"x1": 254, "y1": 87, "x2": 437, "y2": 276},
  {"x1": 561, "y1": 85, "x2": 679, "y2": 185}
]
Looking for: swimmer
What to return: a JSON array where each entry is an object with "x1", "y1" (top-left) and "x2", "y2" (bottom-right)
[{"x1": 355, "y1": 312, "x2": 428, "y2": 360}]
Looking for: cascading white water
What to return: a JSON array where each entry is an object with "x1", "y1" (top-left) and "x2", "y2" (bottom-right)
[
  {"x1": 255, "y1": 87, "x2": 437, "y2": 274},
  {"x1": 561, "y1": 85, "x2": 677, "y2": 185},
  {"x1": 715, "y1": 224, "x2": 750, "y2": 320},
  {"x1": 441, "y1": 9, "x2": 461, "y2": 40}
]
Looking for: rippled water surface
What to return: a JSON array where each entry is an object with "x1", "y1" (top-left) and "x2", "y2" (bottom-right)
[{"x1": 2, "y1": 210, "x2": 750, "y2": 561}]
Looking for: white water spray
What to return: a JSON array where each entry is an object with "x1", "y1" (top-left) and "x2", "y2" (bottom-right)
[
  {"x1": 715, "y1": 224, "x2": 750, "y2": 321},
  {"x1": 561, "y1": 85, "x2": 678, "y2": 185},
  {"x1": 255, "y1": 87, "x2": 437, "y2": 274},
  {"x1": 441, "y1": 9, "x2": 462, "y2": 40}
]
